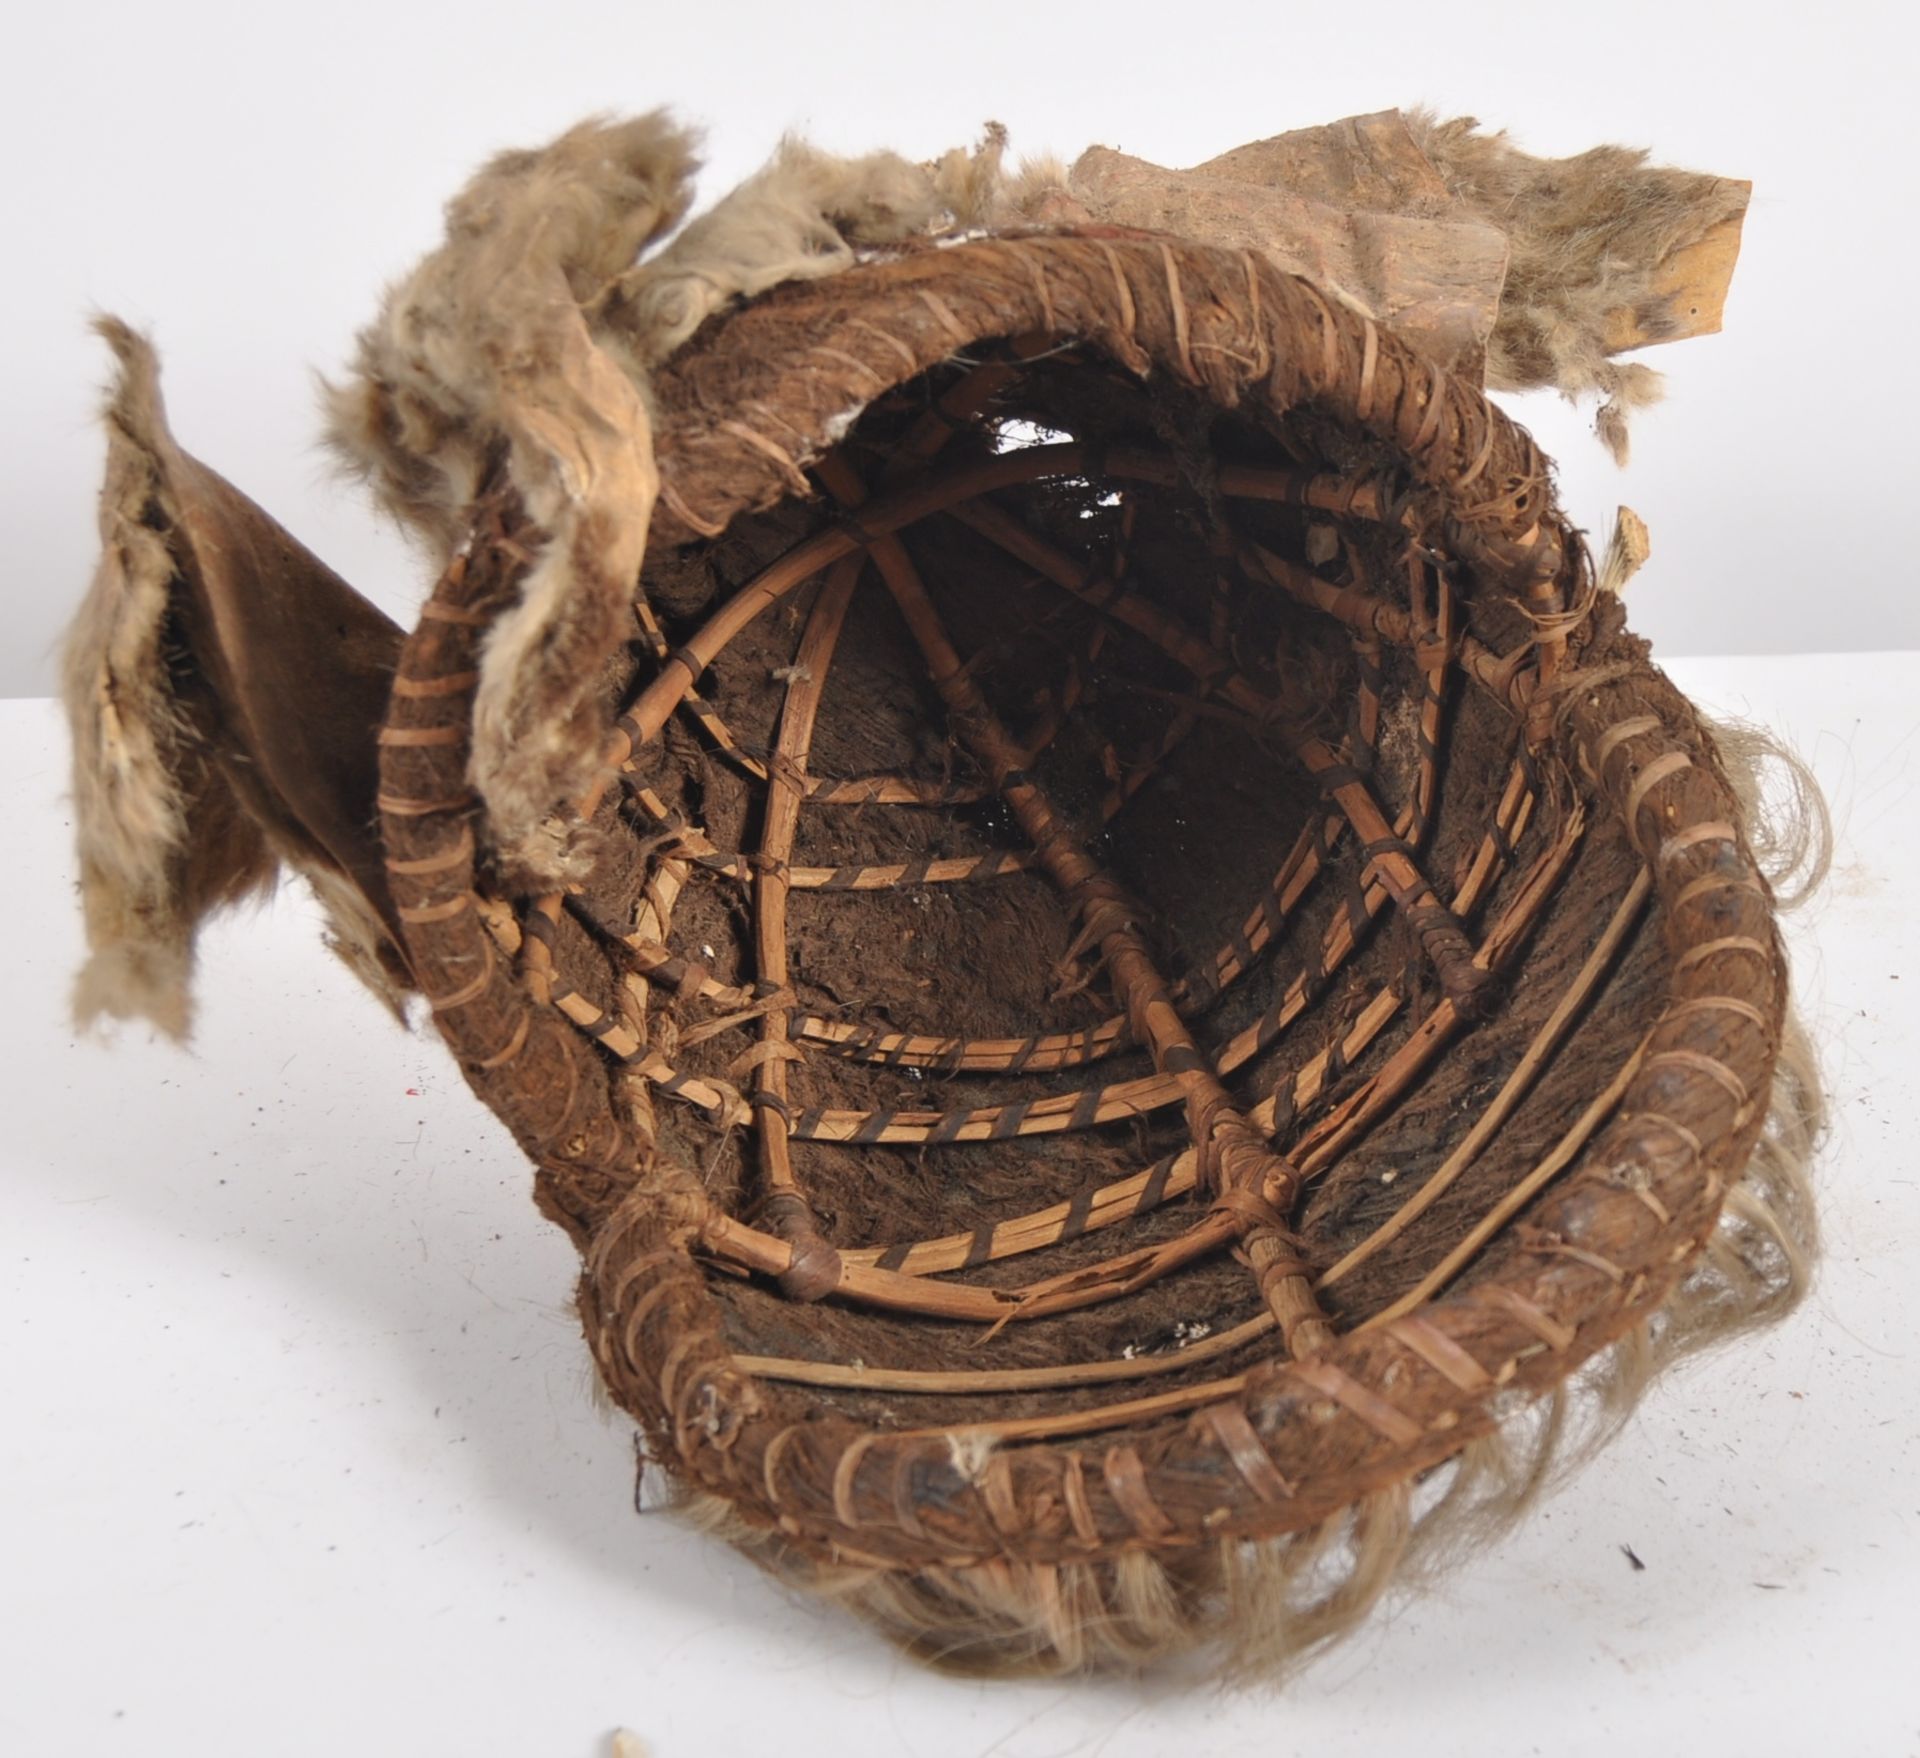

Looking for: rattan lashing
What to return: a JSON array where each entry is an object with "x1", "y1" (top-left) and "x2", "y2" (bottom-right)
[{"x1": 370, "y1": 232, "x2": 1782, "y2": 1614}]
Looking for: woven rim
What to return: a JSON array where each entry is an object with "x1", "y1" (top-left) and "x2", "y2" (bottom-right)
[{"x1": 375, "y1": 234, "x2": 1782, "y2": 1569}]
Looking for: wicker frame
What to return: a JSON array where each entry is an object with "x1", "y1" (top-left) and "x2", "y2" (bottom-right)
[{"x1": 372, "y1": 234, "x2": 1781, "y2": 1605}]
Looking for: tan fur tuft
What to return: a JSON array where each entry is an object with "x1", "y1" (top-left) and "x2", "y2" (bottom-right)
[
  {"x1": 1597, "y1": 506, "x2": 1653, "y2": 595},
  {"x1": 1404, "y1": 111, "x2": 1750, "y2": 460},
  {"x1": 69, "y1": 938, "x2": 197, "y2": 1041},
  {"x1": 943, "y1": 1428, "x2": 999, "y2": 1485},
  {"x1": 324, "y1": 114, "x2": 701, "y2": 559},
  {"x1": 997, "y1": 152, "x2": 1076, "y2": 222},
  {"x1": 1707, "y1": 714, "x2": 1834, "y2": 913},
  {"x1": 326, "y1": 114, "x2": 699, "y2": 878},
  {"x1": 603, "y1": 125, "x2": 1013, "y2": 366},
  {"x1": 62, "y1": 320, "x2": 278, "y2": 1037},
  {"x1": 66, "y1": 323, "x2": 415, "y2": 1035},
  {"x1": 326, "y1": 115, "x2": 1022, "y2": 880},
  {"x1": 304, "y1": 866, "x2": 412, "y2": 1023}
]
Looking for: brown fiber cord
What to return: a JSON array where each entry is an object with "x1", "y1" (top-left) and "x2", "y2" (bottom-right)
[{"x1": 377, "y1": 235, "x2": 1782, "y2": 1606}]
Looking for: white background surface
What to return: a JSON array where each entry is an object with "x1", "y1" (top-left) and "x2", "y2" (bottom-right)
[
  {"x1": 3, "y1": 651, "x2": 1916, "y2": 1755},
  {"x1": 5, "y1": 0, "x2": 1917, "y2": 697}
]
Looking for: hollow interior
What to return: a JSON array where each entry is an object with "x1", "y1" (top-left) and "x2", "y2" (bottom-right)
[{"x1": 529, "y1": 343, "x2": 1659, "y2": 1435}]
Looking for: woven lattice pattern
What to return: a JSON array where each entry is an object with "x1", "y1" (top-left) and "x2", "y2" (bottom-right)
[{"x1": 371, "y1": 236, "x2": 1782, "y2": 1636}]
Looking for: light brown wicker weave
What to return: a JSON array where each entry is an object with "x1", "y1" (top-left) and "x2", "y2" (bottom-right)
[
  {"x1": 381, "y1": 233, "x2": 1802, "y2": 1649},
  {"x1": 65, "y1": 123, "x2": 1817, "y2": 1678}
]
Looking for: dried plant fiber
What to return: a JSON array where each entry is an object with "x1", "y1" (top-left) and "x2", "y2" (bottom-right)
[
  {"x1": 63, "y1": 105, "x2": 1814, "y2": 1683},
  {"x1": 673, "y1": 742, "x2": 1823, "y2": 1677}
]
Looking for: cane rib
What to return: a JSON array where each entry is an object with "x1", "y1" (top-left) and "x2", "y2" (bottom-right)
[
  {"x1": 588, "y1": 443, "x2": 1412, "y2": 812},
  {"x1": 793, "y1": 804, "x2": 1339, "y2": 1075},
  {"x1": 815, "y1": 450, "x2": 1333, "y2": 1354},
  {"x1": 684, "y1": 780, "x2": 1578, "y2": 1325},
  {"x1": 951, "y1": 494, "x2": 1483, "y2": 1012},
  {"x1": 748, "y1": 552, "x2": 864, "y2": 1292},
  {"x1": 510, "y1": 416, "x2": 1579, "y2": 1348},
  {"x1": 834, "y1": 752, "x2": 1531, "y2": 1276}
]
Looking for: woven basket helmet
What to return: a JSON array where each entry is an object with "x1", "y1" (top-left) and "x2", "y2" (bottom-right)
[{"x1": 66, "y1": 113, "x2": 1815, "y2": 1674}]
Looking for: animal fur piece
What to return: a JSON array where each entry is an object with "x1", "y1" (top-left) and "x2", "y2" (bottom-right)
[
  {"x1": 63, "y1": 322, "x2": 273, "y2": 1036},
  {"x1": 1057, "y1": 113, "x2": 1511, "y2": 377},
  {"x1": 79, "y1": 106, "x2": 1749, "y2": 998},
  {"x1": 1029, "y1": 110, "x2": 1748, "y2": 459},
  {"x1": 328, "y1": 116, "x2": 1020, "y2": 878},
  {"x1": 64, "y1": 320, "x2": 409, "y2": 1035},
  {"x1": 325, "y1": 115, "x2": 701, "y2": 882},
  {"x1": 1598, "y1": 506, "x2": 1654, "y2": 595},
  {"x1": 1405, "y1": 111, "x2": 1750, "y2": 460},
  {"x1": 603, "y1": 126, "x2": 1012, "y2": 365}
]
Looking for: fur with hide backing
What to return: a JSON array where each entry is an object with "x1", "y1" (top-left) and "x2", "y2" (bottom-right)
[
  {"x1": 64, "y1": 321, "x2": 276, "y2": 1036},
  {"x1": 601, "y1": 125, "x2": 1014, "y2": 364},
  {"x1": 1016, "y1": 110, "x2": 1746, "y2": 459},
  {"x1": 325, "y1": 115, "x2": 699, "y2": 882},
  {"x1": 326, "y1": 116, "x2": 1015, "y2": 880},
  {"x1": 64, "y1": 319, "x2": 410, "y2": 1035},
  {"x1": 1405, "y1": 110, "x2": 1750, "y2": 461}
]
